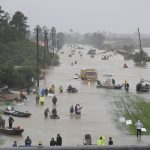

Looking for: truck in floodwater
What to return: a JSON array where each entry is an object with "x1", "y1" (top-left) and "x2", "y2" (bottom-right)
[{"x1": 80, "y1": 68, "x2": 97, "y2": 80}]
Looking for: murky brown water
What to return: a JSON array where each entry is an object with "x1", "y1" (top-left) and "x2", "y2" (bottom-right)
[{"x1": 1, "y1": 45, "x2": 150, "y2": 147}]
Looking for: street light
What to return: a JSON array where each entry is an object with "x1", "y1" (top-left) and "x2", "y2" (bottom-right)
[
  {"x1": 44, "y1": 30, "x2": 48, "y2": 69},
  {"x1": 36, "y1": 26, "x2": 40, "y2": 88},
  {"x1": 51, "y1": 27, "x2": 56, "y2": 68},
  {"x1": 42, "y1": 26, "x2": 49, "y2": 69}
]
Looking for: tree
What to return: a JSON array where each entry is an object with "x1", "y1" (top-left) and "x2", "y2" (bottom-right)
[
  {"x1": 10, "y1": 11, "x2": 29, "y2": 40},
  {"x1": 82, "y1": 32, "x2": 105, "y2": 49},
  {"x1": 15, "y1": 65, "x2": 35, "y2": 90},
  {"x1": 0, "y1": 7, "x2": 60, "y2": 89},
  {"x1": 0, "y1": 6, "x2": 11, "y2": 42},
  {"x1": 33, "y1": 25, "x2": 44, "y2": 42},
  {"x1": 92, "y1": 32, "x2": 105, "y2": 49},
  {"x1": 51, "y1": 27, "x2": 57, "y2": 49},
  {"x1": 83, "y1": 33, "x2": 91, "y2": 45},
  {"x1": 134, "y1": 50, "x2": 148, "y2": 65},
  {"x1": 0, "y1": 61, "x2": 15, "y2": 87},
  {"x1": 57, "y1": 32, "x2": 65, "y2": 50},
  {"x1": 134, "y1": 28, "x2": 149, "y2": 65}
]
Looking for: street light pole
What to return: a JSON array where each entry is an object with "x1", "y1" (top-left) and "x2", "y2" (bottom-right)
[
  {"x1": 46, "y1": 34, "x2": 49, "y2": 52},
  {"x1": 52, "y1": 32, "x2": 54, "y2": 68},
  {"x1": 36, "y1": 27, "x2": 39, "y2": 88},
  {"x1": 44, "y1": 31, "x2": 46, "y2": 69},
  {"x1": 51, "y1": 27, "x2": 56, "y2": 68},
  {"x1": 42, "y1": 26, "x2": 49, "y2": 70}
]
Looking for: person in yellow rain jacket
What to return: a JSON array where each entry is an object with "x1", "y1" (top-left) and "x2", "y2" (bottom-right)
[
  {"x1": 49, "y1": 84, "x2": 55, "y2": 94},
  {"x1": 97, "y1": 136, "x2": 106, "y2": 145},
  {"x1": 58, "y1": 86, "x2": 63, "y2": 93},
  {"x1": 39, "y1": 96, "x2": 45, "y2": 105}
]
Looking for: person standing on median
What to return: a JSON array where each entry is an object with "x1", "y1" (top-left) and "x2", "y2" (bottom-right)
[{"x1": 135, "y1": 120, "x2": 143, "y2": 138}]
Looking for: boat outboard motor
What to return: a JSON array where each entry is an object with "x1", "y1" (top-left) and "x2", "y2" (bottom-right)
[
  {"x1": 71, "y1": 87, "x2": 78, "y2": 93},
  {"x1": 136, "y1": 83, "x2": 142, "y2": 91},
  {"x1": 97, "y1": 80, "x2": 101, "y2": 85}
]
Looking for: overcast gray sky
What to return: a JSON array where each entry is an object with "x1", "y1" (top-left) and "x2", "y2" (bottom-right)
[{"x1": 1, "y1": 0, "x2": 150, "y2": 33}]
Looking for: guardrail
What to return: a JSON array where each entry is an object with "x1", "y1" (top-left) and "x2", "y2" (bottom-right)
[{"x1": 1, "y1": 145, "x2": 150, "y2": 150}]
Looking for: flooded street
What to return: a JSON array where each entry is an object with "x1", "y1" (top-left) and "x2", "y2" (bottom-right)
[{"x1": 1, "y1": 45, "x2": 150, "y2": 146}]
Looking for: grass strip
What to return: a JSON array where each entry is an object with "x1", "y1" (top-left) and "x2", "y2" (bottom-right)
[{"x1": 113, "y1": 94, "x2": 150, "y2": 135}]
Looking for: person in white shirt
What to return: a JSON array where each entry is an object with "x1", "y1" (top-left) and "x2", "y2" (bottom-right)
[{"x1": 135, "y1": 120, "x2": 143, "y2": 138}]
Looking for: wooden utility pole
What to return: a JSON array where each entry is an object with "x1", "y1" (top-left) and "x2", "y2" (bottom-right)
[
  {"x1": 51, "y1": 27, "x2": 56, "y2": 68},
  {"x1": 44, "y1": 31, "x2": 46, "y2": 69},
  {"x1": 138, "y1": 28, "x2": 142, "y2": 51},
  {"x1": 36, "y1": 27, "x2": 39, "y2": 88}
]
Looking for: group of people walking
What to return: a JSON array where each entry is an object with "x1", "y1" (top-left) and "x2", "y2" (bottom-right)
[
  {"x1": 70, "y1": 104, "x2": 83, "y2": 115},
  {"x1": 44, "y1": 107, "x2": 58, "y2": 119},
  {"x1": 35, "y1": 85, "x2": 63, "y2": 105},
  {"x1": 45, "y1": 85, "x2": 63, "y2": 94},
  {"x1": 40, "y1": 85, "x2": 56, "y2": 96},
  {"x1": 44, "y1": 95, "x2": 59, "y2": 119},
  {"x1": 44, "y1": 102, "x2": 84, "y2": 119}
]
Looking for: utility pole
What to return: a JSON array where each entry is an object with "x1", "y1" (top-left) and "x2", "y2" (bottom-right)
[
  {"x1": 42, "y1": 26, "x2": 49, "y2": 70},
  {"x1": 36, "y1": 27, "x2": 39, "y2": 88},
  {"x1": 46, "y1": 31, "x2": 49, "y2": 52},
  {"x1": 138, "y1": 28, "x2": 142, "y2": 51},
  {"x1": 43, "y1": 30, "x2": 47, "y2": 69},
  {"x1": 57, "y1": 38, "x2": 59, "y2": 52},
  {"x1": 51, "y1": 27, "x2": 56, "y2": 68}
]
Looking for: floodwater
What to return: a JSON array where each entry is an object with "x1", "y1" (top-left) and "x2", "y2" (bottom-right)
[{"x1": 0, "y1": 45, "x2": 150, "y2": 147}]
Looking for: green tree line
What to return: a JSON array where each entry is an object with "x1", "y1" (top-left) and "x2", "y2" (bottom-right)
[{"x1": 0, "y1": 6, "x2": 60, "y2": 90}]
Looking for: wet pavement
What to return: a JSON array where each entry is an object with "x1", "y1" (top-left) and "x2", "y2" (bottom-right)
[{"x1": 0, "y1": 45, "x2": 150, "y2": 146}]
